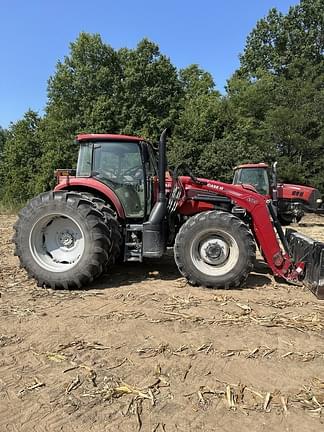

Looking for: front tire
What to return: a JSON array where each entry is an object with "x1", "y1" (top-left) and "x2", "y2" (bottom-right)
[
  {"x1": 174, "y1": 211, "x2": 255, "y2": 288},
  {"x1": 13, "y1": 191, "x2": 112, "y2": 289}
]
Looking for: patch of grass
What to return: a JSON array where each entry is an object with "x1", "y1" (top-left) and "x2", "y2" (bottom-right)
[{"x1": 0, "y1": 200, "x2": 23, "y2": 214}]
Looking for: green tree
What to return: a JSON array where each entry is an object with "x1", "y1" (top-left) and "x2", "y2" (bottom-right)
[
  {"x1": 224, "y1": 0, "x2": 324, "y2": 189},
  {"x1": 175, "y1": 70, "x2": 278, "y2": 182},
  {"x1": 169, "y1": 65, "x2": 222, "y2": 177},
  {"x1": 118, "y1": 38, "x2": 182, "y2": 139},
  {"x1": 263, "y1": 65, "x2": 324, "y2": 189},
  {"x1": 0, "y1": 126, "x2": 7, "y2": 161},
  {"x1": 222, "y1": 65, "x2": 324, "y2": 189},
  {"x1": 47, "y1": 32, "x2": 122, "y2": 132},
  {"x1": 239, "y1": 0, "x2": 324, "y2": 78},
  {"x1": 179, "y1": 64, "x2": 215, "y2": 98},
  {"x1": 0, "y1": 111, "x2": 42, "y2": 204}
]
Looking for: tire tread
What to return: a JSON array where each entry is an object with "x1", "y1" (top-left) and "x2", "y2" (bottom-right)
[
  {"x1": 13, "y1": 191, "x2": 112, "y2": 290},
  {"x1": 174, "y1": 210, "x2": 255, "y2": 289}
]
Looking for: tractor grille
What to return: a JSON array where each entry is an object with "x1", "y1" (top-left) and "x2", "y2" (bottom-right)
[{"x1": 309, "y1": 189, "x2": 322, "y2": 210}]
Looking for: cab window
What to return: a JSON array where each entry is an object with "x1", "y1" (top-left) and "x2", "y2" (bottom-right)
[
  {"x1": 93, "y1": 142, "x2": 145, "y2": 218},
  {"x1": 236, "y1": 168, "x2": 269, "y2": 195}
]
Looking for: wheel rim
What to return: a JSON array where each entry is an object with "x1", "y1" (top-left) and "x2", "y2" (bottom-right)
[
  {"x1": 29, "y1": 213, "x2": 85, "y2": 272},
  {"x1": 190, "y1": 228, "x2": 239, "y2": 276}
]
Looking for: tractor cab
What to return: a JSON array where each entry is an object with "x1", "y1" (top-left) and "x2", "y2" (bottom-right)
[
  {"x1": 58, "y1": 134, "x2": 159, "y2": 221},
  {"x1": 55, "y1": 131, "x2": 169, "y2": 261},
  {"x1": 233, "y1": 163, "x2": 271, "y2": 196},
  {"x1": 233, "y1": 161, "x2": 323, "y2": 224}
]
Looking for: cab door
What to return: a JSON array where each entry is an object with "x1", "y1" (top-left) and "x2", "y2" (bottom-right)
[
  {"x1": 93, "y1": 141, "x2": 145, "y2": 219},
  {"x1": 142, "y1": 142, "x2": 158, "y2": 219}
]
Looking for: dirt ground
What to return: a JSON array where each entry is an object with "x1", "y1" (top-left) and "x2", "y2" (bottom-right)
[{"x1": 1, "y1": 213, "x2": 324, "y2": 432}]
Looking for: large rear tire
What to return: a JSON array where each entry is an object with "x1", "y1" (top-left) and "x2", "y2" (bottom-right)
[
  {"x1": 174, "y1": 211, "x2": 255, "y2": 288},
  {"x1": 13, "y1": 191, "x2": 112, "y2": 289},
  {"x1": 79, "y1": 193, "x2": 123, "y2": 265}
]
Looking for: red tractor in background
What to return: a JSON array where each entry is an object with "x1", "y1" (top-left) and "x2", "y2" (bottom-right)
[
  {"x1": 13, "y1": 130, "x2": 324, "y2": 298},
  {"x1": 233, "y1": 162, "x2": 323, "y2": 225}
]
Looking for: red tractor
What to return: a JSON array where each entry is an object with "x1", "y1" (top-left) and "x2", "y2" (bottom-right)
[
  {"x1": 13, "y1": 130, "x2": 324, "y2": 298},
  {"x1": 233, "y1": 162, "x2": 323, "y2": 225}
]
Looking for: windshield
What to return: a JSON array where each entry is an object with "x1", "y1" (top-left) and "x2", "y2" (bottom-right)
[
  {"x1": 93, "y1": 141, "x2": 145, "y2": 218},
  {"x1": 76, "y1": 141, "x2": 146, "y2": 218},
  {"x1": 234, "y1": 168, "x2": 269, "y2": 195}
]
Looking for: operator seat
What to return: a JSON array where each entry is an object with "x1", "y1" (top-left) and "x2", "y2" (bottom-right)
[{"x1": 115, "y1": 184, "x2": 142, "y2": 217}]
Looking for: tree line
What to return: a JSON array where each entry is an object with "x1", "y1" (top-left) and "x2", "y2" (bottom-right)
[{"x1": 0, "y1": 0, "x2": 323, "y2": 206}]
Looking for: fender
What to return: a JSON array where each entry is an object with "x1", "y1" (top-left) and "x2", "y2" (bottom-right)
[{"x1": 54, "y1": 177, "x2": 126, "y2": 219}]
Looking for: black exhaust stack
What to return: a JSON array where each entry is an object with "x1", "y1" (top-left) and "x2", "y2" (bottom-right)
[{"x1": 142, "y1": 128, "x2": 168, "y2": 257}]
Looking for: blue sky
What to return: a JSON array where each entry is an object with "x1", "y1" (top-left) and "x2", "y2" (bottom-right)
[{"x1": 0, "y1": 0, "x2": 297, "y2": 128}]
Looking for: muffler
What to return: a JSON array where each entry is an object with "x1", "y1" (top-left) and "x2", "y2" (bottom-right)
[{"x1": 286, "y1": 229, "x2": 324, "y2": 299}]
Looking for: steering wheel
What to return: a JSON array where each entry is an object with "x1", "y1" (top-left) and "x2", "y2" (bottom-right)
[
  {"x1": 101, "y1": 167, "x2": 118, "y2": 177},
  {"x1": 98, "y1": 168, "x2": 120, "y2": 186},
  {"x1": 121, "y1": 166, "x2": 143, "y2": 182},
  {"x1": 122, "y1": 166, "x2": 142, "y2": 176}
]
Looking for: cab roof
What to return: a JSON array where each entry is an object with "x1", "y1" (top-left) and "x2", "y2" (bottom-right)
[
  {"x1": 234, "y1": 162, "x2": 269, "y2": 170},
  {"x1": 76, "y1": 133, "x2": 144, "y2": 143}
]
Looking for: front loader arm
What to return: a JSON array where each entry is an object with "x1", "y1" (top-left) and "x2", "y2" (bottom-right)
[
  {"x1": 248, "y1": 200, "x2": 299, "y2": 280},
  {"x1": 179, "y1": 177, "x2": 303, "y2": 283}
]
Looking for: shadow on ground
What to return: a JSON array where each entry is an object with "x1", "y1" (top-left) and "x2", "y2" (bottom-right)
[{"x1": 90, "y1": 255, "x2": 273, "y2": 291}]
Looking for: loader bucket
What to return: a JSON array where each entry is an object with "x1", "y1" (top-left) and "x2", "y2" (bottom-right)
[{"x1": 286, "y1": 229, "x2": 324, "y2": 299}]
